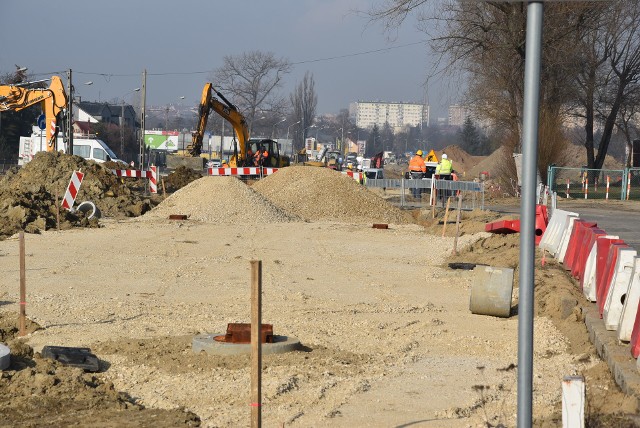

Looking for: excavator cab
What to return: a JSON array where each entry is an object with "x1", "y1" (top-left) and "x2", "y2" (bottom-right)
[{"x1": 246, "y1": 138, "x2": 288, "y2": 168}]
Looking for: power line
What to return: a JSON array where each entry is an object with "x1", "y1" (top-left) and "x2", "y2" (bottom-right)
[{"x1": 25, "y1": 41, "x2": 426, "y2": 80}]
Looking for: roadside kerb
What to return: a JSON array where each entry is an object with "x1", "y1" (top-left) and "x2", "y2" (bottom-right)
[{"x1": 584, "y1": 306, "x2": 640, "y2": 400}]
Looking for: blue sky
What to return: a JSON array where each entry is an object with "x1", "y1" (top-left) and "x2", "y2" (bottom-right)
[{"x1": 1, "y1": 0, "x2": 455, "y2": 120}]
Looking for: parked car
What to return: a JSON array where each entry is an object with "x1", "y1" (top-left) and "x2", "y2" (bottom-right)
[{"x1": 207, "y1": 158, "x2": 222, "y2": 168}]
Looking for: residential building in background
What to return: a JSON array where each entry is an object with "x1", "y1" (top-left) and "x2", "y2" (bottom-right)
[
  {"x1": 448, "y1": 104, "x2": 471, "y2": 127},
  {"x1": 350, "y1": 101, "x2": 429, "y2": 133}
]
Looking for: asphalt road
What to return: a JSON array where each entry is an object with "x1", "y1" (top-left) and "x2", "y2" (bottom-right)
[{"x1": 486, "y1": 200, "x2": 640, "y2": 251}]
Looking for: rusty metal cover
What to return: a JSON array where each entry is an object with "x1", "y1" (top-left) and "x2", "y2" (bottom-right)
[
  {"x1": 214, "y1": 323, "x2": 274, "y2": 344},
  {"x1": 169, "y1": 214, "x2": 188, "y2": 220},
  {"x1": 372, "y1": 223, "x2": 389, "y2": 229}
]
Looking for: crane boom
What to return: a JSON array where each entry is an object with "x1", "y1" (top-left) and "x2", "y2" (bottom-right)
[{"x1": 0, "y1": 76, "x2": 67, "y2": 151}]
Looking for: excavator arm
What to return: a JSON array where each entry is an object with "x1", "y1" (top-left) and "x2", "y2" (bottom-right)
[
  {"x1": 190, "y1": 83, "x2": 249, "y2": 167},
  {"x1": 0, "y1": 76, "x2": 67, "y2": 151}
]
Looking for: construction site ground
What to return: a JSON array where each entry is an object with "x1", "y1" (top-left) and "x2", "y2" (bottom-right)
[{"x1": 0, "y1": 152, "x2": 638, "y2": 427}]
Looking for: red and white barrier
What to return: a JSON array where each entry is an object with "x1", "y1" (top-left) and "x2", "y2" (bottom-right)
[
  {"x1": 606, "y1": 176, "x2": 610, "y2": 200},
  {"x1": 207, "y1": 167, "x2": 279, "y2": 176},
  {"x1": 618, "y1": 258, "x2": 640, "y2": 342},
  {"x1": 583, "y1": 235, "x2": 619, "y2": 302},
  {"x1": 557, "y1": 216, "x2": 579, "y2": 262},
  {"x1": 61, "y1": 170, "x2": 84, "y2": 210},
  {"x1": 539, "y1": 210, "x2": 579, "y2": 258},
  {"x1": 597, "y1": 242, "x2": 630, "y2": 317},
  {"x1": 627, "y1": 172, "x2": 632, "y2": 200},
  {"x1": 603, "y1": 247, "x2": 637, "y2": 330},
  {"x1": 149, "y1": 165, "x2": 157, "y2": 194},
  {"x1": 112, "y1": 167, "x2": 158, "y2": 194},
  {"x1": 342, "y1": 170, "x2": 364, "y2": 182}
]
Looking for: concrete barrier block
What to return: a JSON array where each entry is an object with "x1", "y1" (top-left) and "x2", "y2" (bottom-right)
[
  {"x1": 469, "y1": 266, "x2": 514, "y2": 318},
  {"x1": 604, "y1": 248, "x2": 637, "y2": 330},
  {"x1": 618, "y1": 258, "x2": 640, "y2": 342}
]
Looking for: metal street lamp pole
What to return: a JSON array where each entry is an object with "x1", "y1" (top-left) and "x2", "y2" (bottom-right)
[
  {"x1": 286, "y1": 120, "x2": 301, "y2": 157},
  {"x1": 271, "y1": 118, "x2": 286, "y2": 138}
]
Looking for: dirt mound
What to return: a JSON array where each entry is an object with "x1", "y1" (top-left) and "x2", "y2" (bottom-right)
[
  {"x1": 163, "y1": 166, "x2": 203, "y2": 193},
  {"x1": 561, "y1": 144, "x2": 624, "y2": 170},
  {"x1": 437, "y1": 145, "x2": 487, "y2": 177},
  {"x1": 142, "y1": 176, "x2": 299, "y2": 223},
  {"x1": 0, "y1": 152, "x2": 161, "y2": 239},
  {"x1": 0, "y1": 313, "x2": 200, "y2": 427},
  {"x1": 252, "y1": 166, "x2": 412, "y2": 224},
  {"x1": 467, "y1": 146, "x2": 510, "y2": 179}
]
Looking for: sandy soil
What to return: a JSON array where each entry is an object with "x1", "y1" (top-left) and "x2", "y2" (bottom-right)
[{"x1": 0, "y1": 167, "x2": 638, "y2": 427}]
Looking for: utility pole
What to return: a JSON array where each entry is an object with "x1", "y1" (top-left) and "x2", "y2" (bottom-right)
[
  {"x1": 139, "y1": 69, "x2": 146, "y2": 168},
  {"x1": 67, "y1": 69, "x2": 73, "y2": 154},
  {"x1": 121, "y1": 100, "x2": 125, "y2": 158}
]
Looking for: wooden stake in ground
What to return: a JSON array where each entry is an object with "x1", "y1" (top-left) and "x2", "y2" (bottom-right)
[
  {"x1": 250, "y1": 260, "x2": 262, "y2": 428},
  {"x1": 55, "y1": 188, "x2": 60, "y2": 231},
  {"x1": 162, "y1": 178, "x2": 167, "y2": 199},
  {"x1": 19, "y1": 232, "x2": 26, "y2": 336},
  {"x1": 452, "y1": 194, "x2": 463, "y2": 255},
  {"x1": 441, "y1": 197, "x2": 452, "y2": 237}
]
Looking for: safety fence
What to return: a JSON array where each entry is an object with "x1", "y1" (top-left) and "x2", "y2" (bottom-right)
[
  {"x1": 365, "y1": 178, "x2": 485, "y2": 210},
  {"x1": 547, "y1": 166, "x2": 640, "y2": 201}
]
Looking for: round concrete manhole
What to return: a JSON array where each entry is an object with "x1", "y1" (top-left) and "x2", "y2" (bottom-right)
[{"x1": 192, "y1": 334, "x2": 301, "y2": 356}]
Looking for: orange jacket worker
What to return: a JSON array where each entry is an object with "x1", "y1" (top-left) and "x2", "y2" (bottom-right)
[{"x1": 409, "y1": 150, "x2": 426, "y2": 174}]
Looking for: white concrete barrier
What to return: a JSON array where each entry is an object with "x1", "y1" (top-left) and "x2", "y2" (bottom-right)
[
  {"x1": 617, "y1": 257, "x2": 640, "y2": 342},
  {"x1": 583, "y1": 235, "x2": 619, "y2": 302},
  {"x1": 557, "y1": 216, "x2": 579, "y2": 263},
  {"x1": 539, "y1": 209, "x2": 579, "y2": 257},
  {"x1": 603, "y1": 247, "x2": 637, "y2": 331}
]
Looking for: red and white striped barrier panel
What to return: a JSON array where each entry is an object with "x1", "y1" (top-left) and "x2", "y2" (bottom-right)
[
  {"x1": 61, "y1": 170, "x2": 84, "y2": 210},
  {"x1": 112, "y1": 167, "x2": 158, "y2": 194},
  {"x1": 342, "y1": 170, "x2": 364, "y2": 182},
  {"x1": 583, "y1": 235, "x2": 619, "y2": 302},
  {"x1": 207, "y1": 167, "x2": 279, "y2": 176},
  {"x1": 149, "y1": 165, "x2": 157, "y2": 194}
]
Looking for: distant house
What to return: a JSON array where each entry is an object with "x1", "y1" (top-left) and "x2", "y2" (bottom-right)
[{"x1": 74, "y1": 101, "x2": 137, "y2": 128}]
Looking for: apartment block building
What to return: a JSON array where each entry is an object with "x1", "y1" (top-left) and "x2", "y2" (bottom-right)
[{"x1": 350, "y1": 101, "x2": 429, "y2": 133}]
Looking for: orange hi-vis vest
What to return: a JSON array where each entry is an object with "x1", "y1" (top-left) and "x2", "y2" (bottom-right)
[{"x1": 409, "y1": 155, "x2": 426, "y2": 173}]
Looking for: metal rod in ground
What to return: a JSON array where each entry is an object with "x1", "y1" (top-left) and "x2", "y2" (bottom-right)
[
  {"x1": 19, "y1": 232, "x2": 26, "y2": 336},
  {"x1": 518, "y1": 3, "x2": 543, "y2": 427},
  {"x1": 452, "y1": 194, "x2": 462, "y2": 255},
  {"x1": 250, "y1": 260, "x2": 262, "y2": 428},
  {"x1": 441, "y1": 197, "x2": 452, "y2": 237}
]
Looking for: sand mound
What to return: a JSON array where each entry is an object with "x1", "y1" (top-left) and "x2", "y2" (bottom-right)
[
  {"x1": 252, "y1": 166, "x2": 412, "y2": 224},
  {"x1": 436, "y1": 145, "x2": 487, "y2": 177},
  {"x1": 143, "y1": 176, "x2": 298, "y2": 223}
]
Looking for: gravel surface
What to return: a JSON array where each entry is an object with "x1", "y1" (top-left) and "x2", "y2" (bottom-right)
[{"x1": 0, "y1": 162, "x2": 638, "y2": 427}]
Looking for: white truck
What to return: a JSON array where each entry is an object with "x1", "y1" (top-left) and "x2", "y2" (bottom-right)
[{"x1": 19, "y1": 126, "x2": 124, "y2": 166}]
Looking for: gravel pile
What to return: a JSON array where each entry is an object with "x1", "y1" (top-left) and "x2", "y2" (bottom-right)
[
  {"x1": 252, "y1": 166, "x2": 412, "y2": 224},
  {"x1": 142, "y1": 176, "x2": 299, "y2": 223}
]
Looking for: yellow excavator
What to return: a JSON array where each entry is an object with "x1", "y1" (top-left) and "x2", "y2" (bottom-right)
[
  {"x1": 189, "y1": 83, "x2": 289, "y2": 168},
  {"x1": 0, "y1": 76, "x2": 68, "y2": 151}
]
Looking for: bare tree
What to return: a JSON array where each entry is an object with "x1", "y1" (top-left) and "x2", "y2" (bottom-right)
[
  {"x1": 574, "y1": 0, "x2": 640, "y2": 170},
  {"x1": 365, "y1": 1, "x2": 630, "y2": 175},
  {"x1": 213, "y1": 51, "x2": 292, "y2": 133},
  {"x1": 289, "y1": 71, "x2": 317, "y2": 152}
]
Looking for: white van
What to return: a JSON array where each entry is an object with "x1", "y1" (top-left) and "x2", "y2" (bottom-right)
[{"x1": 19, "y1": 126, "x2": 124, "y2": 166}]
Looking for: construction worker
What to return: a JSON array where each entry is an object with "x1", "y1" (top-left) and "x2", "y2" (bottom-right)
[
  {"x1": 408, "y1": 149, "x2": 427, "y2": 198},
  {"x1": 436, "y1": 153, "x2": 454, "y2": 201}
]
